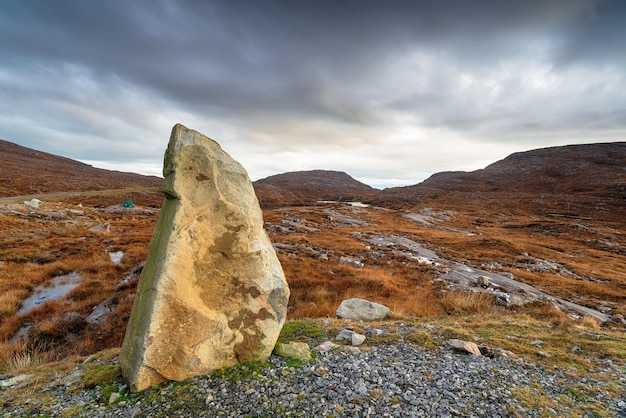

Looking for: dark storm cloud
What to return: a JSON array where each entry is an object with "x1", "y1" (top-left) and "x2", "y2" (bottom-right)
[{"x1": 0, "y1": 0, "x2": 624, "y2": 185}]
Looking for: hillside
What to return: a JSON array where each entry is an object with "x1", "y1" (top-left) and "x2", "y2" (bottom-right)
[
  {"x1": 0, "y1": 140, "x2": 625, "y2": 416},
  {"x1": 254, "y1": 169, "x2": 381, "y2": 207},
  {"x1": 0, "y1": 139, "x2": 162, "y2": 197},
  {"x1": 376, "y1": 142, "x2": 626, "y2": 219}
]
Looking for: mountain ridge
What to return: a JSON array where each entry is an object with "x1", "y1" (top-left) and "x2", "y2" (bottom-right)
[
  {"x1": 375, "y1": 142, "x2": 626, "y2": 219},
  {"x1": 253, "y1": 169, "x2": 380, "y2": 207},
  {"x1": 1, "y1": 139, "x2": 624, "y2": 216},
  {"x1": 0, "y1": 139, "x2": 162, "y2": 198}
]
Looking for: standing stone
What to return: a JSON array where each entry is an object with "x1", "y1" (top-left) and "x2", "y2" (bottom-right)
[{"x1": 120, "y1": 124, "x2": 290, "y2": 392}]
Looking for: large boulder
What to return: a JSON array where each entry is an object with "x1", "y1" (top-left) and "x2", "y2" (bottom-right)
[
  {"x1": 120, "y1": 124, "x2": 290, "y2": 392},
  {"x1": 336, "y1": 298, "x2": 391, "y2": 321}
]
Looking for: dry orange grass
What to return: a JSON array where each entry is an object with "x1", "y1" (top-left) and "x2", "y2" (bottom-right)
[
  {"x1": 0, "y1": 197, "x2": 158, "y2": 359},
  {"x1": 0, "y1": 289, "x2": 30, "y2": 319},
  {"x1": 437, "y1": 290, "x2": 495, "y2": 315},
  {"x1": 0, "y1": 339, "x2": 51, "y2": 374},
  {"x1": 1, "y1": 192, "x2": 624, "y2": 364}
]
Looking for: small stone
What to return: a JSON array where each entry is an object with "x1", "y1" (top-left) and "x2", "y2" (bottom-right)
[
  {"x1": 24, "y1": 199, "x2": 43, "y2": 209},
  {"x1": 476, "y1": 276, "x2": 490, "y2": 287},
  {"x1": 447, "y1": 339, "x2": 481, "y2": 355},
  {"x1": 571, "y1": 346, "x2": 582, "y2": 353},
  {"x1": 205, "y1": 393, "x2": 214, "y2": 406},
  {"x1": 0, "y1": 374, "x2": 33, "y2": 388},
  {"x1": 273, "y1": 341, "x2": 312, "y2": 362},
  {"x1": 108, "y1": 392, "x2": 121, "y2": 404},
  {"x1": 89, "y1": 223, "x2": 110, "y2": 233},
  {"x1": 335, "y1": 329, "x2": 355, "y2": 342},
  {"x1": 344, "y1": 346, "x2": 361, "y2": 354},
  {"x1": 530, "y1": 340, "x2": 544, "y2": 347},
  {"x1": 315, "y1": 341, "x2": 338, "y2": 353},
  {"x1": 109, "y1": 251, "x2": 124, "y2": 264},
  {"x1": 351, "y1": 333, "x2": 366, "y2": 346},
  {"x1": 490, "y1": 347, "x2": 517, "y2": 359}
]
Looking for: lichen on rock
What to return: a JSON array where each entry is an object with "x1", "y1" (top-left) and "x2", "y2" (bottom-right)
[{"x1": 120, "y1": 124, "x2": 289, "y2": 392}]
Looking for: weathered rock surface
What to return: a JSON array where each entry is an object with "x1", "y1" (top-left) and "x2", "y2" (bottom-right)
[
  {"x1": 335, "y1": 329, "x2": 367, "y2": 346},
  {"x1": 274, "y1": 341, "x2": 312, "y2": 362},
  {"x1": 448, "y1": 339, "x2": 482, "y2": 355},
  {"x1": 120, "y1": 124, "x2": 289, "y2": 392},
  {"x1": 365, "y1": 233, "x2": 610, "y2": 323},
  {"x1": 336, "y1": 298, "x2": 391, "y2": 321}
]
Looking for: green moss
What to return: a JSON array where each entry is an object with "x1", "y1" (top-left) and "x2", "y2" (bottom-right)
[
  {"x1": 278, "y1": 320, "x2": 325, "y2": 343},
  {"x1": 441, "y1": 326, "x2": 472, "y2": 340},
  {"x1": 567, "y1": 384, "x2": 591, "y2": 402},
  {"x1": 405, "y1": 331, "x2": 436, "y2": 348},
  {"x1": 81, "y1": 364, "x2": 120, "y2": 388},
  {"x1": 212, "y1": 360, "x2": 271, "y2": 382},
  {"x1": 99, "y1": 384, "x2": 119, "y2": 404}
]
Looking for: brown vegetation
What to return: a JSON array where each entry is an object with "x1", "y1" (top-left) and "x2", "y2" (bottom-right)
[{"x1": 0, "y1": 140, "x2": 624, "y2": 371}]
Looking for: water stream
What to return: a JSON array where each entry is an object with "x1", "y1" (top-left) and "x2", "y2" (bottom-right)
[{"x1": 16, "y1": 271, "x2": 82, "y2": 317}]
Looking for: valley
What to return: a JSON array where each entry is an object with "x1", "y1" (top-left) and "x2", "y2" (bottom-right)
[{"x1": 0, "y1": 140, "x2": 624, "y2": 416}]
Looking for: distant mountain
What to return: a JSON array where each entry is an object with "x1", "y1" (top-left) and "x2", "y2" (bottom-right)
[
  {"x1": 3, "y1": 139, "x2": 624, "y2": 218},
  {"x1": 376, "y1": 142, "x2": 626, "y2": 217},
  {"x1": 254, "y1": 170, "x2": 380, "y2": 207},
  {"x1": 0, "y1": 139, "x2": 162, "y2": 197}
]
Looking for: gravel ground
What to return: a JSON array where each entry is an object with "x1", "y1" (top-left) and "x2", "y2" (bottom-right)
[{"x1": 4, "y1": 341, "x2": 625, "y2": 417}]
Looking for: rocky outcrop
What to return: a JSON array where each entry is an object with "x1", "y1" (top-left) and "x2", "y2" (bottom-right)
[{"x1": 120, "y1": 124, "x2": 289, "y2": 392}]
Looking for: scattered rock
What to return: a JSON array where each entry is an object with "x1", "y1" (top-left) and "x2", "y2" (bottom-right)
[
  {"x1": 90, "y1": 223, "x2": 110, "y2": 233},
  {"x1": 120, "y1": 124, "x2": 290, "y2": 392},
  {"x1": 487, "y1": 347, "x2": 518, "y2": 359},
  {"x1": 530, "y1": 340, "x2": 545, "y2": 347},
  {"x1": 55, "y1": 369, "x2": 83, "y2": 387},
  {"x1": 571, "y1": 346, "x2": 582, "y2": 353},
  {"x1": 343, "y1": 346, "x2": 361, "y2": 354},
  {"x1": 335, "y1": 328, "x2": 367, "y2": 345},
  {"x1": 274, "y1": 341, "x2": 312, "y2": 362},
  {"x1": 336, "y1": 298, "x2": 391, "y2": 321},
  {"x1": 351, "y1": 333, "x2": 366, "y2": 346},
  {"x1": 315, "y1": 341, "x2": 339, "y2": 353},
  {"x1": 363, "y1": 326, "x2": 384, "y2": 337},
  {"x1": 24, "y1": 198, "x2": 43, "y2": 209},
  {"x1": 0, "y1": 374, "x2": 33, "y2": 388},
  {"x1": 335, "y1": 329, "x2": 355, "y2": 342},
  {"x1": 447, "y1": 339, "x2": 481, "y2": 355},
  {"x1": 108, "y1": 392, "x2": 121, "y2": 404},
  {"x1": 339, "y1": 256, "x2": 364, "y2": 268},
  {"x1": 476, "y1": 276, "x2": 490, "y2": 287},
  {"x1": 108, "y1": 251, "x2": 124, "y2": 264}
]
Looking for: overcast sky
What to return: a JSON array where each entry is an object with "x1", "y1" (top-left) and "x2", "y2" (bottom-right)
[{"x1": 1, "y1": 1, "x2": 624, "y2": 188}]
